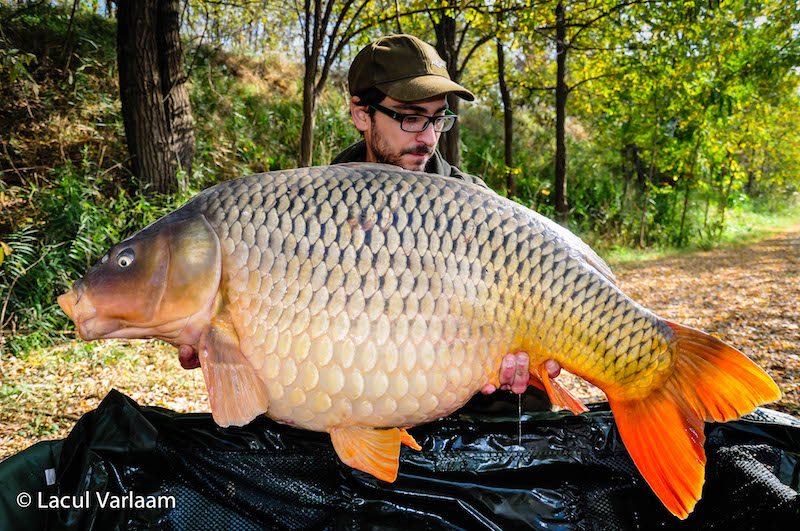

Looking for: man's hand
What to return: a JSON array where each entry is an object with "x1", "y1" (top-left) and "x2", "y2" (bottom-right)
[
  {"x1": 481, "y1": 353, "x2": 561, "y2": 395},
  {"x1": 179, "y1": 345, "x2": 200, "y2": 369}
]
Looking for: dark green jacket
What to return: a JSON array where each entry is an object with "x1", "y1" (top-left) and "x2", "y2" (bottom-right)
[{"x1": 331, "y1": 140, "x2": 489, "y2": 189}]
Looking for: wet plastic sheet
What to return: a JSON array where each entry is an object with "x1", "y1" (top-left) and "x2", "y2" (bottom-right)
[{"x1": 2, "y1": 389, "x2": 799, "y2": 530}]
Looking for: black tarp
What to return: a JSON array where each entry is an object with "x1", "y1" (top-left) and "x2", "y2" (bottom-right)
[{"x1": 1, "y1": 389, "x2": 799, "y2": 530}]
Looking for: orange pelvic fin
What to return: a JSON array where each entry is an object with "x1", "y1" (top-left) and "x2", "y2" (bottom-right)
[
  {"x1": 531, "y1": 363, "x2": 589, "y2": 415},
  {"x1": 609, "y1": 320, "x2": 781, "y2": 519},
  {"x1": 527, "y1": 375, "x2": 546, "y2": 392},
  {"x1": 399, "y1": 428, "x2": 422, "y2": 451},
  {"x1": 199, "y1": 315, "x2": 270, "y2": 428},
  {"x1": 330, "y1": 427, "x2": 402, "y2": 482}
]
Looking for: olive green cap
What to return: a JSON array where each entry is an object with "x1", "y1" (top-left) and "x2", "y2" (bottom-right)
[{"x1": 348, "y1": 34, "x2": 475, "y2": 102}]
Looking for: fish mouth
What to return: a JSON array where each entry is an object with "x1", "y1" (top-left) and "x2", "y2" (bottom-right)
[
  {"x1": 58, "y1": 283, "x2": 104, "y2": 340},
  {"x1": 59, "y1": 283, "x2": 207, "y2": 344},
  {"x1": 57, "y1": 289, "x2": 78, "y2": 321}
]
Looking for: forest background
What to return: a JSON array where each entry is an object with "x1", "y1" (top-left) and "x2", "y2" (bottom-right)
[{"x1": 1, "y1": 0, "x2": 799, "y2": 354}]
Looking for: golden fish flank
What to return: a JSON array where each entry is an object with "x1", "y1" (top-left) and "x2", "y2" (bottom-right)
[
  {"x1": 200, "y1": 168, "x2": 635, "y2": 428},
  {"x1": 208, "y1": 173, "x2": 505, "y2": 431},
  {"x1": 59, "y1": 163, "x2": 780, "y2": 519},
  {"x1": 214, "y1": 176, "x2": 496, "y2": 422}
]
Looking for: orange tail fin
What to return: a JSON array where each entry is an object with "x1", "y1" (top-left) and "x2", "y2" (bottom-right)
[{"x1": 608, "y1": 320, "x2": 781, "y2": 519}]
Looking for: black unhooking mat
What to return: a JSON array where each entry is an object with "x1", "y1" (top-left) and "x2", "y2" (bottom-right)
[{"x1": 1, "y1": 389, "x2": 799, "y2": 530}]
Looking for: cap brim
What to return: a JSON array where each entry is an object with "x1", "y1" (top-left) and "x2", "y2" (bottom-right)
[{"x1": 377, "y1": 75, "x2": 475, "y2": 102}]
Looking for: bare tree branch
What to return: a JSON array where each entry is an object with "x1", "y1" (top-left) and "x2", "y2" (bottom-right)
[{"x1": 456, "y1": 33, "x2": 494, "y2": 80}]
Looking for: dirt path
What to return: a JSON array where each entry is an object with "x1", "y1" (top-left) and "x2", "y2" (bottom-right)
[
  {"x1": 566, "y1": 225, "x2": 800, "y2": 414},
  {"x1": 2, "y1": 227, "x2": 799, "y2": 460}
]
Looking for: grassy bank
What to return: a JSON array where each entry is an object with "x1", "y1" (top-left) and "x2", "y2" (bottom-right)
[{"x1": 602, "y1": 202, "x2": 800, "y2": 265}]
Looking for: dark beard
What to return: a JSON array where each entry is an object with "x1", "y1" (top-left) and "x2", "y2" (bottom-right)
[{"x1": 369, "y1": 118, "x2": 433, "y2": 170}]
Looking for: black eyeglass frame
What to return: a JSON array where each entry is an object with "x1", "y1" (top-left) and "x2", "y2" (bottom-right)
[{"x1": 369, "y1": 104, "x2": 458, "y2": 133}]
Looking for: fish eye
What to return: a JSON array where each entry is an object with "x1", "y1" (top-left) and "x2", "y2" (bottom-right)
[{"x1": 116, "y1": 249, "x2": 135, "y2": 268}]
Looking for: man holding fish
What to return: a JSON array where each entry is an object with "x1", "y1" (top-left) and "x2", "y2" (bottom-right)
[
  {"x1": 58, "y1": 33, "x2": 781, "y2": 520},
  {"x1": 179, "y1": 34, "x2": 564, "y2": 402}
]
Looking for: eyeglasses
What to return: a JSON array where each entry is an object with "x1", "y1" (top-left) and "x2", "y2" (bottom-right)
[{"x1": 369, "y1": 104, "x2": 458, "y2": 133}]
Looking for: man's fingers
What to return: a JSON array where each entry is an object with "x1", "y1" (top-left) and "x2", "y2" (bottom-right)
[
  {"x1": 498, "y1": 354, "x2": 516, "y2": 387},
  {"x1": 178, "y1": 345, "x2": 200, "y2": 370},
  {"x1": 544, "y1": 359, "x2": 561, "y2": 379},
  {"x1": 510, "y1": 352, "x2": 530, "y2": 394},
  {"x1": 489, "y1": 354, "x2": 561, "y2": 395}
]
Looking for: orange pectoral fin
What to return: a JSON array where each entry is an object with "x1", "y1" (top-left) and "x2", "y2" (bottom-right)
[
  {"x1": 608, "y1": 320, "x2": 781, "y2": 519},
  {"x1": 330, "y1": 427, "x2": 402, "y2": 482},
  {"x1": 532, "y1": 363, "x2": 589, "y2": 415},
  {"x1": 199, "y1": 314, "x2": 269, "y2": 428}
]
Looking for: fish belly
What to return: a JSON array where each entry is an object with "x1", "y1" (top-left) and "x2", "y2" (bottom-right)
[{"x1": 190, "y1": 165, "x2": 670, "y2": 431}]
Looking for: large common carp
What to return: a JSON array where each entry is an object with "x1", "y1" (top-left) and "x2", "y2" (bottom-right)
[{"x1": 58, "y1": 163, "x2": 780, "y2": 519}]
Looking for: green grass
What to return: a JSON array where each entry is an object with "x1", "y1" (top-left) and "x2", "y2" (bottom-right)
[
  {"x1": 601, "y1": 202, "x2": 800, "y2": 265},
  {"x1": 719, "y1": 202, "x2": 800, "y2": 242}
]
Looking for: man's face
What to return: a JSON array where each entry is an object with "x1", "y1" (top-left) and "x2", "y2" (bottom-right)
[{"x1": 353, "y1": 96, "x2": 449, "y2": 172}]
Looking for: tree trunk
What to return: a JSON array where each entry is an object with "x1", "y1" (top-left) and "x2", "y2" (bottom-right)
[
  {"x1": 61, "y1": 0, "x2": 80, "y2": 72},
  {"x1": 434, "y1": 13, "x2": 461, "y2": 167},
  {"x1": 295, "y1": 0, "x2": 379, "y2": 166},
  {"x1": 157, "y1": 0, "x2": 195, "y2": 181},
  {"x1": 678, "y1": 180, "x2": 691, "y2": 245},
  {"x1": 744, "y1": 146, "x2": 756, "y2": 197},
  {"x1": 299, "y1": 62, "x2": 318, "y2": 167},
  {"x1": 719, "y1": 160, "x2": 735, "y2": 237},
  {"x1": 496, "y1": 34, "x2": 515, "y2": 197},
  {"x1": 678, "y1": 137, "x2": 701, "y2": 246},
  {"x1": 638, "y1": 169, "x2": 651, "y2": 248},
  {"x1": 758, "y1": 149, "x2": 767, "y2": 196},
  {"x1": 393, "y1": 0, "x2": 403, "y2": 33},
  {"x1": 621, "y1": 144, "x2": 632, "y2": 205},
  {"x1": 639, "y1": 100, "x2": 659, "y2": 249},
  {"x1": 298, "y1": 0, "x2": 324, "y2": 170},
  {"x1": 117, "y1": 0, "x2": 176, "y2": 194},
  {"x1": 554, "y1": 1, "x2": 568, "y2": 225}
]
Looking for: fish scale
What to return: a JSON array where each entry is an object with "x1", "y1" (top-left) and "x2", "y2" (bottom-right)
[
  {"x1": 181, "y1": 165, "x2": 664, "y2": 429},
  {"x1": 59, "y1": 163, "x2": 781, "y2": 518}
]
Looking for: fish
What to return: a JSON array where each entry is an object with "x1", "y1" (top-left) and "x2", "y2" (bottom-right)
[{"x1": 58, "y1": 163, "x2": 780, "y2": 519}]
